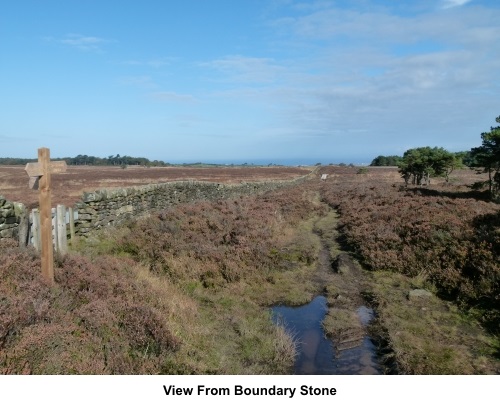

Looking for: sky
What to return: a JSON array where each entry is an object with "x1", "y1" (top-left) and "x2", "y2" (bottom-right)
[{"x1": 1, "y1": 0, "x2": 499, "y2": 164}]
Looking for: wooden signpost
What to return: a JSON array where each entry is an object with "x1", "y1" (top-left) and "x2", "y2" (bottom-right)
[{"x1": 25, "y1": 148, "x2": 67, "y2": 285}]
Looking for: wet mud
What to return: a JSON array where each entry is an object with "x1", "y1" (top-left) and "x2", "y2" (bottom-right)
[{"x1": 271, "y1": 210, "x2": 383, "y2": 374}]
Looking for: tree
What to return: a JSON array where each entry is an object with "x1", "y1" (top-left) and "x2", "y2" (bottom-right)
[
  {"x1": 454, "y1": 151, "x2": 474, "y2": 167},
  {"x1": 398, "y1": 147, "x2": 456, "y2": 186},
  {"x1": 370, "y1": 155, "x2": 403, "y2": 166},
  {"x1": 469, "y1": 115, "x2": 500, "y2": 198}
]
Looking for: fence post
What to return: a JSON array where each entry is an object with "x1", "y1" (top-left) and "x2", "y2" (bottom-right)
[
  {"x1": 52, "y1": 207, "x2": 57, "y2": 253},
  {"x1": 68, "y1": 207, "x2": 75, "y2": 244},
  {"x1": 56, "y1": 204, "x2": 67, "y2": 255},
  {"x1": 31, "y1": 208, "x2": 41, "y2": 251},
  {"x1": 16, "y1": 203, "x2": 29, "y2": 247}
]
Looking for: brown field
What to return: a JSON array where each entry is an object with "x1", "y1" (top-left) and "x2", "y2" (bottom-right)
[{"x1": 0, "y1": 165, "x2": 311, "y2": 209}]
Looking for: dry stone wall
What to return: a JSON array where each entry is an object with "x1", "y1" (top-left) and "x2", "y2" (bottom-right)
[
  {"x1": 0, "y1": 174, "x2": 311, "y2": 245},
  {"x1": 74, "y1": 177, "x2": 309, "y2": 235},
  {"x1": 0, "y1": 195, "x2": 28, "y2": 245}
]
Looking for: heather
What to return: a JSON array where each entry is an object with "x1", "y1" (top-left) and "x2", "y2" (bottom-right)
[
  {"x1": 320, "y1": 168, "x2": 500, "y2": 331},
  {"x1": 0, "y1": 249, "x2": 181, "y2": 373},
  {"x1": 1, "y1": 186, "x2": 324, "y2": 374},
  {"x1": 319, "y1": 166, "x2": 500, "y2": 373},
  {"x1": 108, "y1": 191, "x2": 325, "y2": 292},
  {"x1": 2, "y1": 167, "x2": 499, "y2": 374}
]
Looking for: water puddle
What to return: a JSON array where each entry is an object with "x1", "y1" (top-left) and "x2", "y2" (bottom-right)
[{"x1": 272, "y1": 296, "x2": 381, "y2": 374}]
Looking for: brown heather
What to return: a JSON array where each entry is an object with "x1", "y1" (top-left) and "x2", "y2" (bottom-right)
[
  {"x1": 319, "y1": 166, "x2": 500, "y2": 335},
  {"x1": 111, "y1": 191, "x2": 325, "y2": 287},
  {"x1": 1, "y1": 185, "x2": 323, "y2": 374},
  {"x1": 0, "y1": 249, "x2": 181, "y2": 374}
]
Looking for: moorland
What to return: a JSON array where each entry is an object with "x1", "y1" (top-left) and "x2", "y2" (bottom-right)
[
  {"x1": 0, "y1": 164, "x2": 310, "y2": 208},
  {"x1": 0, "y1": 164, "x2": 499, "y2": 374}
]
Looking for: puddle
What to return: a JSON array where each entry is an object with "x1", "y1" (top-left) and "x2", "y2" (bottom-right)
[
  {"x1": 357, "y1": 306, "x2": 375, "y2": 326},
  {"x1": 272, "y1": 297, "x2": 382, "y2": 374}
]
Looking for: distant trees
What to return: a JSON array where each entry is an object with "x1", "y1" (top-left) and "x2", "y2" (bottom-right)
[
  {"x1": 0, "y1": 157, "x2": 37, "y2": 165},
  {"x1": 370, "y1": 155, "x2": 403, "y2": 167},
  {"x1": 0, "y1": 154, "x2": 169, "y2": 167},
  {"x1": 398, "y1": 147, "x2": 458, "y2": 186},
  {"x1": 66, "y1": 154, "x2": 167, "y2": 167},
  {"x1": 469, "y1": 115, "x2": 500, "y2": 198}
]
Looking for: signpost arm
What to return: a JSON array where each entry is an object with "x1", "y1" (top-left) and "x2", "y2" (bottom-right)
[{"x1": 38, "y1": 147, "x2": 54, "y2": 285}]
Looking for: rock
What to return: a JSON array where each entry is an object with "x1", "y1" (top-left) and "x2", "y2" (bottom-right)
[
  {"x1": 82, "y1": 191, "x2": 103, "y2": 203},
  {"x1": 0, "y1": 228, "x2": 15, "y2": 238},
  {"x1": 408, "y1": 289, "x2": 433, "y2": 301},
  {"x1": 0, "y1": 208, "x2": 14, "y2": 218},
  {"x1": 13, "y1": 202, "x2": 26, "y2": 217},
  {"x1": 4, "y1": 216, "x2": 17, "y2": 225}
]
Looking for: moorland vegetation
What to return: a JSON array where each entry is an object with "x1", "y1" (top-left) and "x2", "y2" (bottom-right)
[
  {"x1": 319, "y1": 166, "x2": 499, "y2": 373},
  {"x1": 1, "y1": 187, "x2": 328, "y2": 373},
  {"x1": 1, "y1": 116, "x2": 500, "y2": 374}
]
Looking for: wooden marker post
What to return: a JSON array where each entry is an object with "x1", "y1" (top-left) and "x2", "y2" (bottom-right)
[{"x1": 25, "y1": 148, "x2": 67, "y2": 285}]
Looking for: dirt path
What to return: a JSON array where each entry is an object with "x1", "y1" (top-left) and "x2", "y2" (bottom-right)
[{"x1": 308, "y1": 207, "x2": 383, "y2": 373}]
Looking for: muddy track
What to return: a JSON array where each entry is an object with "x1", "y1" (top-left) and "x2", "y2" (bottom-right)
[{"x1": 309, "y1": 209, "x2": 384, "y2": 374}]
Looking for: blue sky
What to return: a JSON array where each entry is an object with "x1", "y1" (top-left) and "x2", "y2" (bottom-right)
[{"x1": 1, "y1": 0, "x2": 499, "y2": 164}]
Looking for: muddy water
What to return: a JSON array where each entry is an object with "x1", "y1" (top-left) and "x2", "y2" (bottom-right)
[{"x1": 272, "y1": 297, "x2": 381, "y2": 375}]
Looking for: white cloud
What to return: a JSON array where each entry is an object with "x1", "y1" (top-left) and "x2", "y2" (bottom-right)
[
  {"x1": 441, "y1": 0, "x2": 473, "y2": 9},
  {"x1": 48, "y1": 34, "x2": 112, "y2": 51},
  {"x1": 222, "y1": 1, "x2": 499, "y2": 152},
  {"x1": 202, "y1": 55, "x2": 285, "y2": 84},
  {"x1": 117, "y1": 75, "x2": 156, "y2": 89},
  {"x1": 149, "y1": 91, "x2": 197, "y2": 103},
  {"x1": 123, "y1": 57, "x2": 176, "y2": 68}
]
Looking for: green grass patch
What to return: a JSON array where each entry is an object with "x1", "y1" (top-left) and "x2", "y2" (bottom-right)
[{"x1": 367, "y1": 271, "x2": 499, "y2": 374}]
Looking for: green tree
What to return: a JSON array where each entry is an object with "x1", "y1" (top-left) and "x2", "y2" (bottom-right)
[
  {"x1": 469, "y1": 115, "x2": 500, "y2": 198},
  {"x1": 398, "y1": 147, "x2": 456, "y2": 186},
  {"x1": 370, "y1": 155, "x2": 403, "y2": 166},
  {"x1": 454, "y1": 151, "x2": 473, "y2": 167}
]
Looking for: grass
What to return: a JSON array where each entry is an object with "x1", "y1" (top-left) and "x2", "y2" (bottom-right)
[
  {"x1": 366, "y1": 271, "x2": 499, "y2": 374},
  {"x1": 313, "y1": 210, "x2": 342, "y2": 260}
]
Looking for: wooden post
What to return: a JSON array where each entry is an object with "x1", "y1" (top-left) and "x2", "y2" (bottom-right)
[
  {"x1": 52, "y1": 207, "x2": 57, "y2": 252},
  {"x1": 17, "y1": 203, "x2": 29, "y2": 247},
  {"x1": 25, "y1": 148, "x2": 67, "y2": 285},
  {"x1": 56, "y1": 204, "x2": 67, "y2": 255},
  {"x1": 39, "y1": 148, "x2": 54, "y2": 284},
  {"x1": 31, "y1": 209, "x2": 41, "y2": 251},
  {"x1": 68, "y1": 207, "x2": 75, "y2": 244}
]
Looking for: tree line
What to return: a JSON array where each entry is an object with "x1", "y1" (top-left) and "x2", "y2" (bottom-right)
[
  {"x1": 371, "y1": 114, "x2": 500, "y2": 198},
  {"x1": 0, "y1": 154, "x2": 169, "y2": 167},
  {"x1": 64, "y1": 154, "x2": 169, "y2": 167}
]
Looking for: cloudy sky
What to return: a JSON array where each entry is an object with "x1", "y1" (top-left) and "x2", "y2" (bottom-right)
[{"x1": 1, "y1": 0, "x2": 499, "y2": 164}]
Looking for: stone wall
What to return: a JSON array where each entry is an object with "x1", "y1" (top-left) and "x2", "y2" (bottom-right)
[
  {"x1": 74, "y1": 176, "x2": 310, "y2": 235},
  {"x1": 0, "y1": 173, "x2": 312, "y2": 244},
  {"x1": 0, "y1": 195, "x2": 28, "y2": 245}
]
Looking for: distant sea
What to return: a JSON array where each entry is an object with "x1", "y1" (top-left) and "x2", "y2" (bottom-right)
[{"x1": 166, "y1": 158, "x2": 369, "y2": 166}]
